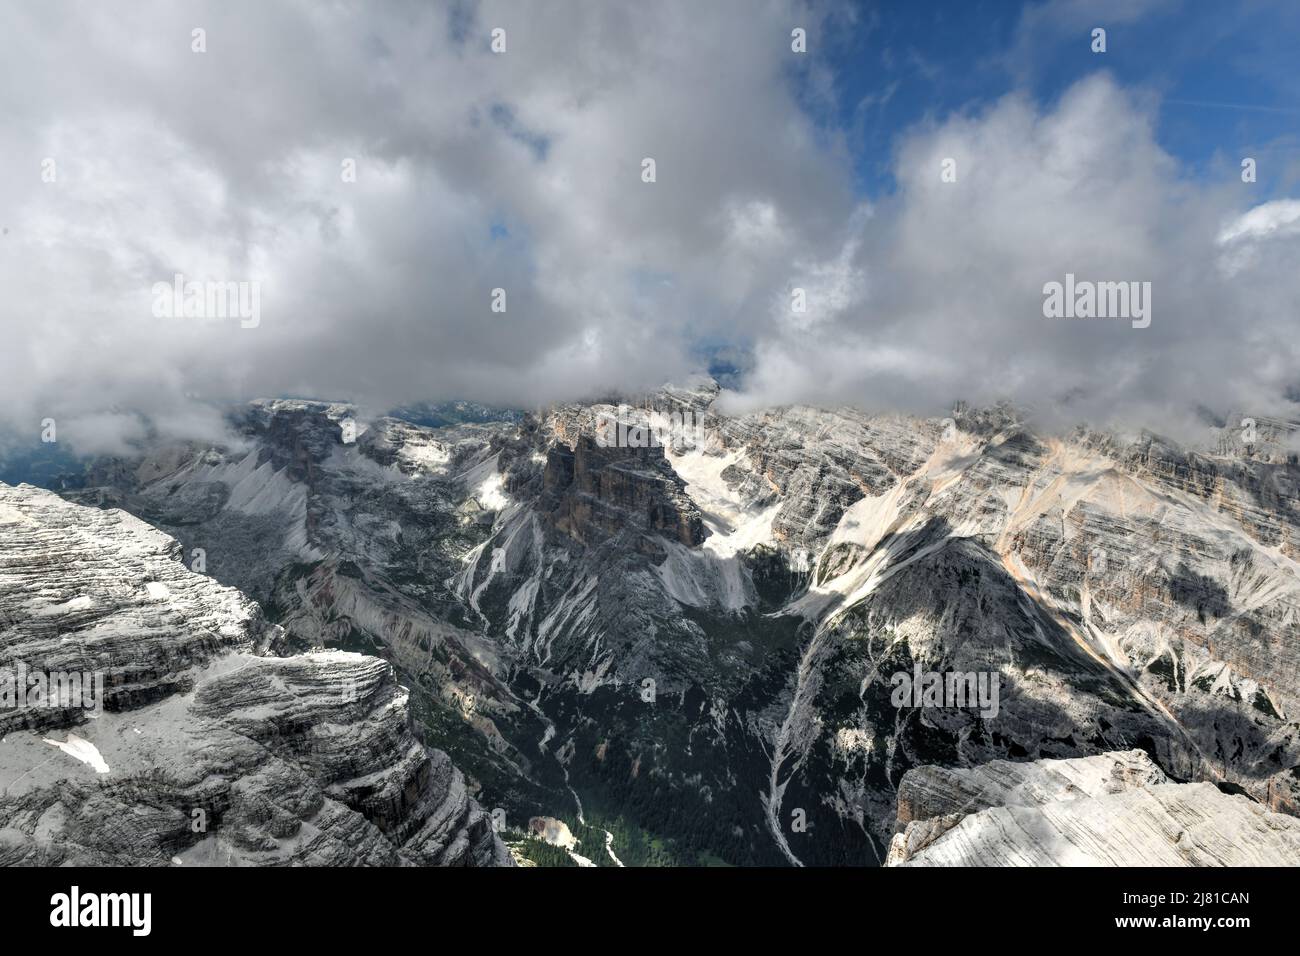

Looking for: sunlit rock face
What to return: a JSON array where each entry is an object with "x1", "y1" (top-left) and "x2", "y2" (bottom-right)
[
  {"x1": 0, "y1": 483, "x2": 512, "y2": 867},
  {"x1": 0, "y1": 483, "x2": 261, "y2": 737},
  {"x1": 886, "y1": 750, "x2": 1300, "y2": 867},
  {"x1": 51, "y1": 382, "x2": 1300, "y2": 866}
]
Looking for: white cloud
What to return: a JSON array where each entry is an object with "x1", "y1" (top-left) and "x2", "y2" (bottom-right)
[
  {"x1": 729, "y1": 73, "x2": 1300, "y2": 440},
  {"x1": 1217, "y1": 199, "x2": 1300, "y2": 275},
  {"x1": 0, "y1": 4, "x2": 1296, "y2": 455},
  {"x1": 0, "y1": 0, "x2": 851, "y2": 451}
]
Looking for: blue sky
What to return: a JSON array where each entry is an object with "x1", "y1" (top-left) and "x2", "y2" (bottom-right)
[{"x1": 806, "y1": 0, "x2": 1300, "y2": 197}]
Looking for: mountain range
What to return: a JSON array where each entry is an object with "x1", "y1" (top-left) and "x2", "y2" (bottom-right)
[{"x1": 2, "y1": 379, "x2": 1298, "y2": 866}]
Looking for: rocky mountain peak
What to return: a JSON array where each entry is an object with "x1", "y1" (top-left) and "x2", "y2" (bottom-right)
[
  {"x1": 0, "y1": 483, "x2": 512, "y2": 866},
  {"x1": 541, "y1": 434, "x2": 707, "y2": 552}
]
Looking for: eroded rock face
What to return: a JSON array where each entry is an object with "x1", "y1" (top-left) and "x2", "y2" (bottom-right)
[
  {"x1": 541, "y1": 435, "x2": 706, "y2": 552},
  {"x1": 644, "y1": 393, "x2": 1300, "y2": 858},
  {"x1": 0, "y1": 483, "x2": 511, "y2": 867},
  {"x1": 886, "y1": 751, "x2": 1300, "y2": 867},
  {"x1": 0, "y1": 486, "x2": 261, "y2": 735},
  {"x1": 893, "y1": 749, "x2": 1169, "y2": 832}
]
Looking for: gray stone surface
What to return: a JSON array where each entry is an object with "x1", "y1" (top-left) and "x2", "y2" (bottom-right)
[
  {"x1": 0, "y1": 484, "x2": 512, "y2": 866},
  {"x1": 887, "y1": 751, "x2": 1300, "y2": 867}
]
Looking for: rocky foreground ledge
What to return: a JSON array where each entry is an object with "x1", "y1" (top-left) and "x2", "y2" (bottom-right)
[
  {"x1": 886, "y1": 750, "x2": 1300, "y2": 866},
  {"x1": 0, "y1": 483, "x2": 511, "y2": 866}
]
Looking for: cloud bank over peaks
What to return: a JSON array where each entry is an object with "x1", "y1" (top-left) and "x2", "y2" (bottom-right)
[
  {"x1": 726, "y1": 73, "x2": 1300, "y2": 443},
  {"x1": 0, "y1": 2, "x2": 1294, "y2": 454}
]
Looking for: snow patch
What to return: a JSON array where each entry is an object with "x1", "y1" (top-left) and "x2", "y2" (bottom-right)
[
  {"x1": 42, "y1": 733, "x2": 110, "y2": 774},
  {"x1": 667, "y1": 446, "x2": 780, "y2": 557},
  {"x1": 477, "y1": 473, "x2": 510, "y2": 512},
  {"x1": 399, "y1": 440, "x2": 452, "y2": 474}
]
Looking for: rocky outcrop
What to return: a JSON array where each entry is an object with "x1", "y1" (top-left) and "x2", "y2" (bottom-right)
[
  {"x1": 0, "y1": 485, "x2": 262, "y2": 735},
  {"x1": 541, "y1": 435, "x2": 706, "y2": 551},
  {"x1": 893, "y1": 749, "x2": 1170, "y2": 826},
  {"x1": 236, "y1": 398, "x2": 357, "y2": 484},
  {"x1": 886, "y1": 750, "x2": 1300, "y2": 866},
  {"x1": 0, "y1": 483, "x2": 512, "y2": 866}
]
